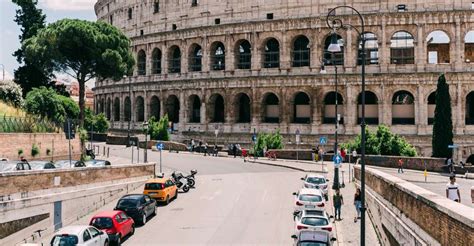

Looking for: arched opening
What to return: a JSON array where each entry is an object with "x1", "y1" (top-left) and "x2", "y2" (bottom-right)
[
  {"x1": 392, "y1": 90, "x2": 415, "y2": 125},
  {"x1": 137, "y1": 50, "x2": 146, "y2": 75},
  {"x1": 189, "y1": 44, "x2": 202, "y2": 72},
  {"x1": 466, "y1": 154, "x2": 474, "y2": 165},
  {"x1": 168, "y1": 46, "x2": 181, "y2": 73},
  {"x1": 210, "y1": 42, "x2": 225, "y2": 70},
  {"x1": 292, "y1": 35, "x2": 310, "y2": 67},
  {"x1": 150, "y1": 96, "x2": 160, "y2": 120},
  {"x1": 208, "y1": 94, "x2": 225, "y2": 123},
  {"x1": 235, "y1": 93, "x2": 251, "y2": 123},
  {"x1": 100, "y1": 98, "x2": 105, "y2": 114},
  {"x1": 390, "y1": 31, "x2": 415, "y2": 64},
  {"x1": 106, "y1": 98, "x2": 111, "y2": 120},
  {"x1": 263, "y1": 38, "x2": 280, "y2": 68},
  {"x1": 293, "y1": 92, "x2": 311, "y2": 124},
  {"x1": 324, "y1": 34, "x2": 344, "y2": 65},
  {"x1": 465, "y1": 31, "x2": 474, "y2": 63},
  {"x1": 113, "y1": 97, "x2": 120, "y2": 121},
  {"x1": 236, "y1": 40, "x2": 251, "y2": 69},
  {"x1": 124, "y1": 97, "x2": 131, "y2": 122},
  {"x1": 357, "y1": 91, "x2": 378, "y2": 124},
  {"x1": 323, "y1": 92, "x2": 344, "y2": 124},
  {"x1": 166, "y1": 95, "x2": 180, "y2": 123},
  {"x1": 189, "y1": 95, "x2": 201, "y2": 123},
  {"x1": 135, "y1": 96, "x2": 145, "y2": 122},
  {"x1": 152, "y1": 48, "x2": 162, "y2": 74},
  {"x1": 263, "y1": 93, "x2": 279, "y2": 123},
  {"x1": 427, "y1": 31, "x2": 450, "y2": 64},
  {"x1": 466, "y1": 91, "x2": 474, "y2": 125},
  {"x1": 428, "y1": 92, "x2": 436, "y2": 125},
  {"x1": 358, "y1": 32, "x2": 378, "y2": 65}
]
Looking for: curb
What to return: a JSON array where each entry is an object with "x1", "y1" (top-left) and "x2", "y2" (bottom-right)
[{"x1": 251, "y1": 160, "x2": 328, "y2": 173}]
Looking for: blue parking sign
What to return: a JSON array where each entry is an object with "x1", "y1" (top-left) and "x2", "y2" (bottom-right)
[
  {"x1": 319, "y1": 137, "x2": 327, "y2": 145},
  {"x1": 156, "y1": 142, "x2": 165, "y2": 150}
]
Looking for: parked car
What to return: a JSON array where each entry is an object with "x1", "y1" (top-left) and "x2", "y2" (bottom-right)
[
  {"x1": 30, "y1": 161, "x2": 56, "y2": 170},
  {"x1": 293, "y1": 210, "x2": 334, "y2": 238},
  {"x1": 54, "y1": 160, "x2": 86, "y2": 168},
  {"x1": 90, "y1": 210, "x2": 135, "y2": 245},
  {"x1": 50, "y1": 225, "x2": 109, "y2": 246},
  {"x1": 143, "y1": 177, "x2": 178, "y2": 204},
  {"x1": 301, "y1": 174, "x2": 329, "y2": 200},
  {"x1": 85, "y1": 159, "x2": 111, "y2": 167},
  {"x1": 293, "y1": 188, "x2": 326, "y2": 212},
  {"x1": 291, "y1": 230, "x2": 336, "y2": 246},
  {"x1": 114, "y1": 194, "x2": 156, "y2": 225}
]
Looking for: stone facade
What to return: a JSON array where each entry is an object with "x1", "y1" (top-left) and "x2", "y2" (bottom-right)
[{"x1": 94, "y1": 0, "x2": 474, "y2": 161}]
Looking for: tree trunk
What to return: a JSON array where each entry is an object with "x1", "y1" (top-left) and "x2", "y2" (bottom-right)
[{"x1": 78, "y1": 79, "x2": 85, "y2": 127}]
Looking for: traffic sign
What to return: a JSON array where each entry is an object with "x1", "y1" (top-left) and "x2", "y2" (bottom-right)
[
  {"x1": 319, "y1": 137, "x2": 327, "y2": 145},
  {"x1": 448, "y1": 144, "x2": 458, "y2": 149},
  {"x1": 156, "y1": 142, "x2": 165, "y2": 150},
  {"x1": 333, "y1": 154, "x2": 342, "y2": 167}
]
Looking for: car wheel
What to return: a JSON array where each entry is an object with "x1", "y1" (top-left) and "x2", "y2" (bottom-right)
[
  {"x1": 165, "y1": 195, "x2": 170, "y2": 205},
  {"x1": 141, "y1": 213, "x2": 147, "y2": 225},
  {"x1": 130, "y1": 224, "x2": 135, "y2": 235},
  {"x1": 116, "y1": 234, "x2": 121, "y2": 246},
  {"x1": 152, "y1": 206, "x2": 157, "y2": 216}
]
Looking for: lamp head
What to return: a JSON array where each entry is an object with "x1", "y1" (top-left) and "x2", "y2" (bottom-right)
[{"x1": 327, "y1": 33, "x2": 341, "y2": 53}]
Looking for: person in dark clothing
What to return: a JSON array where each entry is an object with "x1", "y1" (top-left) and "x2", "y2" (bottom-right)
[
  {"x1": 354, "y1": 188, "x2": 362, "y2": 222},
  {"x1": 198, "y1": 141, "x2": 202, "y2": 153},
  {"x1": 232, "y1": 144, "x2": 237, "y2": 158},
  {"x1": 333, "y1": 189, "x2": 344, "y2": 221}
]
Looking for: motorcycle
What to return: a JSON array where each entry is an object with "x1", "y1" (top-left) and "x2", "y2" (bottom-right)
[
  {"x1": 85, "y1": 148, "x2": 95, "y2": 160},
  {"x1": 171, "y1": 171, "x2": 190, "y2": 192},
  {"x1": 184, "y1": 169, "x2": 198, "y2": 188}
]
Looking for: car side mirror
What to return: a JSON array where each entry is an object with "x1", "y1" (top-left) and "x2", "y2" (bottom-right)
[
  {"x1": 291, "y1": 235, "x2": 297, "y2": 239},
  {"x1": 292, "y1": 192, "x2": 297, "y2": 196},
  {"x1": 326, "y1": 179, "x2": 330, "y2": 182},
  {"x1": 331, "y1": 237, "x2": 337, "y2": 241},
  {"x1": 300, "y1": 177, "x2": 304, "y2": 180}
]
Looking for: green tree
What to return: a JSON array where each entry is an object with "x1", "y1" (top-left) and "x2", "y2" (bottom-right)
[
  {"x1": 84, "y1": 108, "x2": 109, "y2": 133},
  {"x1": 432, "y1": 74, "x2": 453, "y2": 158},
  {"x1": 148, "y1": 115, "x2": 170, "y2": 141},
  {"x1": 23, "y1": 19, "x2": 135, "y2": 127},
  {"x1": 254, "y1": 131, "x2": 284, "y2": 156}
]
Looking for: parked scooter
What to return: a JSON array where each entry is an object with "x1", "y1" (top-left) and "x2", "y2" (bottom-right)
[
  {"x1": 171, "y1": 171, "x2": 190, "y2": 192},
  {"x1": 185, "y1": 169, "x2": 198, "y2": 188}
]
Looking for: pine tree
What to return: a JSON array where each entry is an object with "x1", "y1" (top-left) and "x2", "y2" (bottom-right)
[{"x1": 432, "y1": 74, "x2": 453, "y2": 158}]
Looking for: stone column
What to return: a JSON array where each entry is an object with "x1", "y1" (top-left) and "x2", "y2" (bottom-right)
[
  {"x1": 280, "y1": 87, "x2": 290, "y2": 134},
  {"x1": 251, "y1": 87, "x2": 260, "y2": 126},
  {"x1": 416, "y1": 25, "x2": 427, "y2": 71},
  {"x1": 454, "y1": 19, "x2": 462, "y2": 71},
  {"x1": 202, "y1": 38, "x2": 210, "y2": 73},
  {"x1": 280, "y1": 33, "x2": 290, "y2": 70},
  {"x1": 416, "y1": 85, "x2": 426, "y2": 134},
  {"x1": 251, "y1": 32, "x2": 261, "y2": 71},
  {"x1": 345, "y1": 29, "x2": 356, "y2": 69},
  {"x1": 162, "y1": 44, "x2": 169, "y2": 74},
  {"x1": 159, "y1": 91, "x2": 164, "y2": 118},
  {"x1": 225, "y1": 37, "x2": 235, "y2": 71},
  {"x1": 345, "y1": 84, "x2": 357, "y2": 134},
  {"x1": 179, "y1": 90, "x2": 186, "y2": 130},
  {"x1": 380, "y1": 83, "x2": 391, "y2": 125},
  {"x1": 311, "y1": 30, "x2": 322, "y2": 70},
  {"x1": 455, "y1": 81, "x2": 464, "y2": 134},
  {"x1": 201, "y1": 89, "x2": 208, "y2": 131},
  {"x1": 181, "y1": 42, "x2": 189, "y2": 74},
  {"x1": 380, "y1": 18, "x2": 389, "y2": 73},
  {"x1": 143, "y1": 90, "x2": 148, "y2": 122},
  {"x1": 311, "y1": 87, "x2": 321, "y2": 126}
]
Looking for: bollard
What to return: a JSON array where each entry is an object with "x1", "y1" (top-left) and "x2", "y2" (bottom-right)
[
  {"x1": 107, "y1": 147, "x2": 110, "y2": 158},
  {"x1": 103, "y1": 146, "x2": 105, "y2": 156},
  {"x1": 341, "y1": 170, "x2": 345, "y2": 188}
]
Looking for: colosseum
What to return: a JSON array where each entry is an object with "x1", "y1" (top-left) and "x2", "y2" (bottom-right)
[{"x1": 93, "y1": 0, "x2": 474, "y2": 162}]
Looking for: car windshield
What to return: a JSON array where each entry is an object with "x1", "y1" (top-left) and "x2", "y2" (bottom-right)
[
  {"x1": 117, "y1": 199, "x2": 138, "y2": 208},
  {"x1": 306, "y1": 177, "x2": 326, "y2": 184},
  {"x1": 299, "y1": 242, "x2": 328, "y2": 246},
  {"x1": 51, "y1": 235, "x2": 79, "y2": 246},
  {"x1": 145, "y1": 183, "x2": 164, "y2": 190},
  {"x1": 91, "y1": 217, "x2": 113, "y2": 229},
  {"x1": 301, "y1": 217, "x2": 329, "y2": 226},
  {"x1": 299, "y1": 194, "x2": 322, "y2": 202}
]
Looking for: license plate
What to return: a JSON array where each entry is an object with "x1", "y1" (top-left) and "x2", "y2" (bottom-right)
[
  {"x1": 305, "y1": 205, "x2": 315, "y2": 208},
  {"x1": 149, "y1": 192, "x2": 157, "y2": 195}
]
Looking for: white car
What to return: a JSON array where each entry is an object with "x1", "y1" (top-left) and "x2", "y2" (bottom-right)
[
  {"x1": 301, "y1": 174, "x2": 329, "y2": 200},
  {"x1": 50, "y1": 225, "x2": 109, "y2": 246},
  {"x1": 293, "y1": 188, "x2": 326, "y2": 212},
  {"x1": 291, "y1": 230, "x2": 336, "y2": 246},
  {"x1": 293, "y1": 210, "x2": 334, "y2": 239}
]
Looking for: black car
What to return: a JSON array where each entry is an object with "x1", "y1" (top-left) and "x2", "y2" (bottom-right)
[{"x1": 114, "y1": 194, "x2": 156, "y2": 225}]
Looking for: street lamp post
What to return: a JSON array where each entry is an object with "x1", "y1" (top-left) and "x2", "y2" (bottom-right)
[
  {"x1": 326, "y1": 6, "x2": 366, "y2": 245},
  {"x1": 143, "y1": 121, "x2": 149, "y2": 163}
]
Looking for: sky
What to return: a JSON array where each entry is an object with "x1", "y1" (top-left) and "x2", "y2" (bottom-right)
[{"x1": 0, "y1": 0, "x2": 97, "y2": 84}]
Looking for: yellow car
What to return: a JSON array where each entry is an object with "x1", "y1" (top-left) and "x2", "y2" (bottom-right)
[{"x1": 143, "y1": 178, "x2": 178, "y2": 204}]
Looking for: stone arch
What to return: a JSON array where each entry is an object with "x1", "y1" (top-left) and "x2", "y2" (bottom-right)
[
  {"x1": 357, "y1": 91, "x2": 378, "y2": 124},
  {"x1": 124, "y1": 96, "x2": 131, "y2": 121},
  {"x1": 323, "y1": 34, "x2": 344, "y2": 65},
  {"x1": 293, "y1": 92, "x2": 311, "y2": 123},
  {"x1": 323, "y1": 92, "x2": 344, "y2": 124},
  {"x1": 235, "y1": 39, "x2": 251, "y2": 69},
  {"x1": 151, "y1": 48, "x2": 162, "y2": 74},
  {"x1": 426, "y1": 30, "x2": 450, "y2": 64},
  {"x1": 168, "y1": 45, "x2": 181, "y2": 73},
  {"x1": 428, "y1": 91, "x2": 436, "y2": 125},
  {"x1": 113, "y1": 97, "x2": 120, "y2": 121},
  {"x1": 188, "y1": 43, "x2": 202, "y2": 72},
  {"x1": 466, "y1": 91, "x2": 474, "y2": 125},
  {"x1": 210, "y1": 41, "x2": 225, "y2": 70},
  {"x1": 390, "y1": 31, "x2": 415, "y2": 64},
  {"x1": 292, "y1": 35, "x2": 310, "y2": 67},
  {"x1": 466, "y1": 154, "x2": 474, "y2": 164},
  {"x1": 392, "y1": 90, "x2": 415, "y2": 125},
  {"x1": 464, "y1": 30, "x2": 474, "y2": 63},
  {"x1": 208, "y1": 93, "x2": 225, "y2": 123},
  {"x1": 100, "y1": 98, "x2": 105, "y2": 114},
  {"x1": 166, "y1": 95, "x2": 180, "y2": 123},
  {"x1": 188, "y1": 94, "x2": 201, "y2": 123},
  {"x1": 262, "y1": 92, "x2": 280, "y2": 123},
  {"x1": 137, "y1": 49, "x2": 146, "y2": 75},
  {"x1": 262, "y1": 38, "x2": 280, "y2": 68},
  {"x1": 135, "y1": 96, "x2": 145, "y2": 122},
  {"x1": 358, "y1": 32, "x2": 379, "y2": 65},
  {"x1": 149, "y1": 96, "x2": 160, "y2": 120},
  {"x1": 234, "y1": 93, "x2": 251, "y2": 123}
]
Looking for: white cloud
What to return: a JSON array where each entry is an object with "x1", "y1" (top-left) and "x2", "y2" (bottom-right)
[{"x1": 40, "y1": 0, "x2": 96, "y2": 11}]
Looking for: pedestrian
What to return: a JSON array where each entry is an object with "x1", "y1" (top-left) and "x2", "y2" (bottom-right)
[
  {"x1": 191, "y1": 139, "x2": 195, "y2": 152},
  {"x1": 198, "y1": 141, "x2": 202, "y2": 153},
  {"x1": 354, "y1": 188, "x2": 362, "y2": 222},
  {"x1": 398, "y1": 158, "x2": 404, "y2": 173},
  {"x1": 447, "y1": 158, "x2": 453, "y2": 173},
  {"x1": 446, "y1": 176, "x2": 461, "y2": 203},
  {"x1": 341, "y1": 148, "x2": 346, "y2": 162},
  {"x1": 204, "y1": 143, "x2": 208, "y2": 156},
  {"x1": 232, "y1": 144, "x2": 237, "y2": 158},
  {"x1": 333, "y1": 189, "x2": 344, "y2": 221},
  {"x1": 213, "y1": 144, "x2": 218, "y2": 157},
  {"x1": 242, "y1": 148, "x2": 247, "y2": 162},
  {"x1": 460, "y1": 161, "x2": 465, "y2": 169},
  {"x1": 352, "y1": 149, "x2": 357, "y2": 164}
]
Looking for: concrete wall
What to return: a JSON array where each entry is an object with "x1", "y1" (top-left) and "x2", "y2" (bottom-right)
[
  {"x1": 0, "y1": 133, "x2": 81, "y2": 161},
  {"x1": 365, "y1": 155, "x2": 445, "y2": 172},
  {"x1": 354, "y1": 166, "x2": 474, "y2": 246}
]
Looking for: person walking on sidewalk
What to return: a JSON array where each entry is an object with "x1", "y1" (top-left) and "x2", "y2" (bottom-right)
[
  {"x1": 354, "y1": 188, "x2": 362, "y2": 222},
  {"x1": 333, "y1": 189, "x2": 344, "y2": 221},
  {"x1": 398, "y1": 158, "x2": 404, "y2": 173},
  {"x1": 446, "y1": 176, "x2": 461, "y2": 203}
]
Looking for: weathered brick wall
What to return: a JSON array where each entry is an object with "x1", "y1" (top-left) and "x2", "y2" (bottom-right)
[
  {"x1": 0, "y1": 163, "x2": 155, "y2": 196},
  {"x1": 0, "y1": 133, "x2": 81, "y2": 161},
  {"x1": 354, "y1": 167, "x2": 474, "y2": 245}
]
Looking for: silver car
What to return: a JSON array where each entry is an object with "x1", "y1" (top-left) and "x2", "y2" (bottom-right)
[{"x1": 301, "y1": 174, "x2": 329, "y2": 200}]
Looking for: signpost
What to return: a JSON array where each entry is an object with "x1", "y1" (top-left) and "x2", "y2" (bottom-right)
[
  {"x1": 319, "y1": 137, "x2": 327, "y2": 172},
  {"x1": 156, "y1": 142, "x2": 165, "y2": 176},
  {"x1": 333, "y1": 154, "x2": 342, "y2": 168}
]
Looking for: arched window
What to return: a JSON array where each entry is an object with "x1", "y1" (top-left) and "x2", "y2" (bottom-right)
[
  {"x1": 357, "y1": 91, "x2": 378, "y2": 124},
  {"x1": 428, "y1": 92, "x2": 436, "y2": 125},
  {"x1": 208, "y1": 94, "x2": 225, "y2": 123},
  {"x1": 100, "y1": 98, "x2": 105, "y2": 114},
  {"x1": 293, "y1": 92, "x2": 311, "y2": 123},
  {"x1": 106, "y1": 98, "x2": 111, "y2": 120},
  {"x1": 235, "y1": 93, "x2": 251, "y2": 123},
  {"x1": 166, "y1": 95, "x2": 180, "y2": 123},
  {"x1": 152, "y1": 48, "x2": 162, "y2": 74},
  {"x1": 464, "y1": 31, "x2": 474, "y2": 63},
  {"x1": 135, "y1": 96, "x2": 145, "y2": 122},
  {"x1": 263, "y1": 38, "x2": 280, "y2": 68},
  {"x1": 189, "y1": 95, "x2": 201, "y2": 123},
  {"x1": 427, "y1": 31, "x2": 450, "y2": 64},
  {"x1": 137, "y1": 50, "x2": 146, "y2": 75},
  {"x1": 358, "y1": 33, "x2": 378, "y2": 65},
  {"x1": 124, "y1": 97, "x2": 131, "y2": 121},
  {"x1": 292, "y1": 36, "x2": 310, "y2": 67},
  {"x1": 168, "y1": 46, "x2": 181, "y2": 73},
  {"x1": 324, "y1": 34, "x2": 344, "y2": 65},
  {"x1": 392, "y1": 90, "x2": 415, "y2": 124},
  {"x1": 113, "y1": 97, "x2": 120, "y2": 121},
  {"x1": 236, "y1": 40, "x2": 251, "y2": 69},
  {"x1": 390, "y1": 31, "x2": 415, "y2": 64},
  {"x1": 211, "y1": 42, "x2": 225, "y2": 70},
  {"x1": 323, "y1": 92, "x2": 344, "y2": 124},
  {"x1": 466, "y1": 91, "x2": 474, "y2": 125},
  {"x1": 263, "y1": 93, "x2": 279, "y2": 123},
  {"x1": 150, "y1": 96, "x2": 160, "y2": 120},
  {"x1": 189, "y1": 44, "x2": 202, "y2": 72}
]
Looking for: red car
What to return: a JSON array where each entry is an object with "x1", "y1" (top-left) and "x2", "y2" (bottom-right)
[{"x1": 89, "y1": 210, "x2": 135, "y2": 245}]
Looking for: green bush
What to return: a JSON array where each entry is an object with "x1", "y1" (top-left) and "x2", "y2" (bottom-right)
[
  {"x1": 254, "y1": 131, "x2": 284, "y2": 156},
  {"x1": 0, "y1": 80, "x2": 23, "y2": 107},
  {"x1": 84, "y1": 108, "x2": 109, "y2": 133},
  {"x1": 148, "y1": 115, "x2": 169, "y2": 141},
  {"x1": 31, "y1": 143, "x2": 40, "y2": 157}
]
